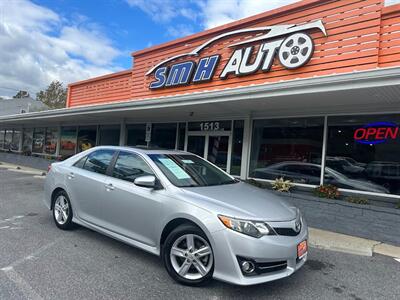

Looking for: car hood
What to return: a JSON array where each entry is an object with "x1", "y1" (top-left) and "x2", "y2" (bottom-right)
[{"x1": 180, "y1": 182, "x2": 297, "y2": 221}]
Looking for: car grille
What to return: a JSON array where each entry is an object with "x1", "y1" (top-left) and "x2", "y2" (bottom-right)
[
  {"x1": 256, "y1": 260, "x2": 288, "y2": 274},
  {"x1": 273, "y1": 227, "x2": 300, "y2": 236}
]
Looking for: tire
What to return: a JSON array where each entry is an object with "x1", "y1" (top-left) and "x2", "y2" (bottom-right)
[
  {"x1": 162, "y1": 224, "x2": 214, "y2": 286},
  {"x1": 52, "y1": 190, "x2": 74, "y2": 230}
]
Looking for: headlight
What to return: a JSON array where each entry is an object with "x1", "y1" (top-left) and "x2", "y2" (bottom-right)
[{"x1": 218, "y1": 215, "x2": 275, "y2": 238}]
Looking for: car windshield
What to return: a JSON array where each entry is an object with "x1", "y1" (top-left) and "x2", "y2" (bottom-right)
[{"x1": 149, "y1": 154, "x2": 237, "y2": 187}]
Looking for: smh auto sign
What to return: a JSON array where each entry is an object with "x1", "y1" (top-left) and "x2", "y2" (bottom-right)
[{"x1": 147, "y1": 20, "x2": 327, "y2": 89}]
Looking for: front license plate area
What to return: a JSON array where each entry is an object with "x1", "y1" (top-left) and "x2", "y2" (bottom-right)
[{"x1": 297, "y1": 240, "x2": 307, "y2": 258}]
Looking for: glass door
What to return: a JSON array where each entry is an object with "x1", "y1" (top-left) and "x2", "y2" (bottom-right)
[
  {"x1": 187, "y1": 135, "x2": 206, "y2": 157},
  {"x1": 186, "y1": 133, "x2": 232, "y2": 172},
  {"x1": 207, "y1": 135, "x2": 229, "y2": 171}
]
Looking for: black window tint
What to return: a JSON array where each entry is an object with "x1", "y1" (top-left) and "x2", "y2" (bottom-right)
[
  {"x1": 74, "y1": 156, "x2": 87, "y2": 169},
  {"x1": 83, "y1": 150, "x2": 115, "y2": 175},
  {"x1": 112, "y1": 152, "x2": 154, "y2": 182}
]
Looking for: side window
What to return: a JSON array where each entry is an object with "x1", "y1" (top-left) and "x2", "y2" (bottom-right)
[
  {"x1": 83, "y1": 150, "x2": 115, "y2": 175},
  {"x1": 74, "y1": 156, "x2": 87, "y2": 169},
  {"x1": 112, "y1": 152, "x2": 154, "y2": 183}
]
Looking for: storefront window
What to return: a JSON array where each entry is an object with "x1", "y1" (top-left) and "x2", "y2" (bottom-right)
[
  {"x1": 126, "y1": 124, "x2": 146, "y2": 147},
  {"x1": 99, "y1": 125, "x2": 120, "y2": 146},
  {"x1": 4, "y1": 129, "x2": 13, "y2": 150},
  {"x1": 177, "y1": 123, "x2": 186, "y2": 150},
  {"x1": 44, "y1": 127, "x2": 58, "y2": 155},
  {"x1": 32, "y1": 128, "x2": 45, "y2": 153},
  {"x1": 250, "y1": 117, "x2": 324, "y2": 184},
  {"x1": 150, "y1": 123, "x2": 177, "y2": 149},
  {"x1": 77, "y1": 126, "x2": 97, "y2": 152},
  {"x1": 11, "y1": 129, "x2": 21, "y2": 151},
  {"x1": 60, "y1": 127, "x2": 77, "y2": 159},
  {"x1": 326, "y1": 115, "x2": 400, "y2": 195},
  {"x1": 230, "y1": 120, "x2": 244, "y2": 176},
  {"x1": 0, "y1": 129, "x2": 5, "y2": 149},
  {"x1": 22, "y1": 128, "x2": 33, "y2": 154}
]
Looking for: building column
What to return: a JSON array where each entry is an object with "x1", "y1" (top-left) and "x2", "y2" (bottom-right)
[
  {"x1": 18, "y1": 127, "x2": 23, "y2": 153},
  {"x1": 240, "y1": 116, "x2": 252, "y2": 180},
  {"x1": 55, "y1": 126, "x2": 61, "y2": 158},
  {"x1": 119, "y1": 119, "x2": 126, "y2": 146}
]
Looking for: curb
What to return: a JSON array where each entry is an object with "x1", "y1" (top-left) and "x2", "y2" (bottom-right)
[
  {"x1": 309, "y1": 227, "x2": 400, "y2": 258},
  {"x1": 0, "y1": 161, "x2": 46, "y2": 177}
]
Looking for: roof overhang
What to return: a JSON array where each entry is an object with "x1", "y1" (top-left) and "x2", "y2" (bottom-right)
[{"x1": 1, "y1": 67, "x2": 400, "y2": 127}]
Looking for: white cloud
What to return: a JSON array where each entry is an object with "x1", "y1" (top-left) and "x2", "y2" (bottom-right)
[
  {"x1": 0, "y1": 0, "x2": 122, "y2": 97},
  {"x1": 199, "y1": 0, "x2": 300, "y2": 29},
  {"x1": 126, "y1": 0, "x2": 300, "y2": 38},
  {"x1": 167, "y1": 24, "x2": 195, "y2": 38}
]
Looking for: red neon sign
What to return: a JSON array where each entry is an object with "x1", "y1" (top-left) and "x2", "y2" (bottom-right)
[{"x1": 354, "y1": 122, "x2": 399, "y2": 144}]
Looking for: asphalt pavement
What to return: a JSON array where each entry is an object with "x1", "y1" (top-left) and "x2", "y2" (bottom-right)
[{"x1": 0, "y1": 167, "x2": 399, "y2": 300}]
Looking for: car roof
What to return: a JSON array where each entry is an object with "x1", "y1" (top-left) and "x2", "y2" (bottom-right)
[{"x1": 90, "y1": 145, "x2": 188, "y2": 155}]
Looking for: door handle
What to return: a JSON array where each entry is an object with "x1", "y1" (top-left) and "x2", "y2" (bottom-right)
[
  {"x1": 105, "y1": 183, "x2": 115, "y2": 191},
  {"x1": 68, "y1": 172, "x2": 75, "y2": 179}
]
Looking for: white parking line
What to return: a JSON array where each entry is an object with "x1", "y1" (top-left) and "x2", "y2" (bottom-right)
[
  {"x1": 2, "y1": 267, "x2": 43, "y2": 300},
  {"x1": 394, "y1": 258, "x2": 400, "y2": 263}
]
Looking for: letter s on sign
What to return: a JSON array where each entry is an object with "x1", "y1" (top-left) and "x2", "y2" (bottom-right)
[{"x1": 150, "y1": 67, "x2": 168, "y2": 89}]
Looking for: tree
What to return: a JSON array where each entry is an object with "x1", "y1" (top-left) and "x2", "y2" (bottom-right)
[
  {"x1": 36, "y1": 80, "x2": 67, "y2": 109},
  {"x1": 13, "y1": 90, "x2": 30, "y2": 98}
]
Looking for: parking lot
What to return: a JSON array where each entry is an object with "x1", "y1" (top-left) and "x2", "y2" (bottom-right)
[{"x1": 0, "y1": 167, "x2": 399, "y2": 300}]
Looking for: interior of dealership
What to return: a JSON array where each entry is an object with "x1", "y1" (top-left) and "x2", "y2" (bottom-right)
[{"x1": 1, "y1": 0, "x2": 400, "y2": 204}]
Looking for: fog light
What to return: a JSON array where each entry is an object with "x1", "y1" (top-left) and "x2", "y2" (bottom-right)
[{"x1": 240, "y1": 260, "x2": 255, "y2": 274}]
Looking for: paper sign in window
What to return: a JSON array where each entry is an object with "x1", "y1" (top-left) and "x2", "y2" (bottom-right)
[{"x1": 159, "y1": 158, "x2": 191, "y2": 179}]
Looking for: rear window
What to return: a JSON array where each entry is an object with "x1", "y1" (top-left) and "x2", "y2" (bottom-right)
[{"x1": 81, "y1": 149, "x2": 115, "y2": 175}]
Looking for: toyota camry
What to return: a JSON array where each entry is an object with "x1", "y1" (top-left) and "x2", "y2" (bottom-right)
[{"x1": 44, "y1": 146, "x2": 308, "y2": 286}]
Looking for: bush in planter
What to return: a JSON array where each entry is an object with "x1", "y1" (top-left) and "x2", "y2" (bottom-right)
[
  {"x1": 346, "y1": 196, "x2": 369, "y2": 205},
  {"x1": 271, "y1": 177, "x2": 293, "y2": 193},
  {"x1": 314, "y1": 184, "x2": 340, "y2": 199}
]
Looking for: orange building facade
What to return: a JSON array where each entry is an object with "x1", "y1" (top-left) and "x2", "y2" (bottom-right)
[
  {"x1": 67, "y1": 0, "x2": 400, "y2": 108},
  {"x1": 1, "y1": 0, "x2": 400, "y2": 201}
]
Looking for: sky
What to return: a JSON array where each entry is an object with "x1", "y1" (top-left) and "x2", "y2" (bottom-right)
[{"x1": 0, "y1": 0, "x2": 398, "y2": 98}]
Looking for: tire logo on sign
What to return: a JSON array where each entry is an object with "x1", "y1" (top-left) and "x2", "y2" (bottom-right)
[{"x1": 147, "y1": 20, "x2": 326, "y2": 89}]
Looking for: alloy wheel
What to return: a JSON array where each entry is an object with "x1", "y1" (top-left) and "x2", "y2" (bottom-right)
[
  {"x1": 54, "y1": 195, "x2": 69, "y2": 225},
  {"x1": 169, "y1": 234, "x2": 213, "y2": 280}
]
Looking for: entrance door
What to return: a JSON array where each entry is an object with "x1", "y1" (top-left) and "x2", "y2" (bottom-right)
[
  {"x1": 207, "y1": 135, "x2": 229, "y2": 170},
  {"x1": 186, "y1": 133, "x2": 232, "y2": 172}
]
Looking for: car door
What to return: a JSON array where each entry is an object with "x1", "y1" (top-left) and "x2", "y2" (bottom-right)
[
  {"x1": 101, "y1": 151, "x2": 163, "y2": 246},
  {"x1": 67, "y1": 149, "x2": 116, "y2": 226}
]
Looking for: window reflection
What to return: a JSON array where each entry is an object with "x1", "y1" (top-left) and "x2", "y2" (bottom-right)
[
  {"x1": 327, "y1": 115, "x2": 400, "y2": 194},
  {"x1": 250, "y1": 117, "x2": 324, "y2": 182}
]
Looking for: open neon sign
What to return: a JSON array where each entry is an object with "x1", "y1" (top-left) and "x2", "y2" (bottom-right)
[{"x1": 354, "y1": 122, "x2": 399, "y2": 145}]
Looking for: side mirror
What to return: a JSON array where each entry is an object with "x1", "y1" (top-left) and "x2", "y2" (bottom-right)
[{"x1": 134, "y1": 175, "x2": 156, "y2": 188}]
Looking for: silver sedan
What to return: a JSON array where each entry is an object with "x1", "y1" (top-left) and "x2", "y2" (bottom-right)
[{"x1": 44, "y1": 146, "x2": 308, "y2": 286}]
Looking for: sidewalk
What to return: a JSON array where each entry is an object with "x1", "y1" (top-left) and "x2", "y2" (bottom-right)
[{"x1": 1, "y1": 161, "x2": 400, "y2": 260}]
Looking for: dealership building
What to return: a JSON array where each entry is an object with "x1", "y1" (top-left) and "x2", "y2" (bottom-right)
[{"x1": 1, "y1": 0, "x2": 400, "y2": 202}]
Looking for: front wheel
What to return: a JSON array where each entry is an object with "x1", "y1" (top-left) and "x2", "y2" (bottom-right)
[
  {"x1": 163, "y1": 224, "x2": 214, "y2": 286},
  {"x1": 52, "y1": 190, "x2": 74, "y2": 230}
]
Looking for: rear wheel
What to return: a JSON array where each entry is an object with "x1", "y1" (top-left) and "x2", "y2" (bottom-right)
[
  {"x1": 163, "y1": 224, "x2": 214, "y2": 286},
  {"x1": 52, "y1": 190, "x2": 74, "y2": 230}
]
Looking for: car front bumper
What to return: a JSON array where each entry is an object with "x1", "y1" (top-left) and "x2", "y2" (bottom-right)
[{"x1": 210, "y1": 222, "x2": 308, "y2": 286}]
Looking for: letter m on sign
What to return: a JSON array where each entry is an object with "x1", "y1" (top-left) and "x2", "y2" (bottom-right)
[{"x1": 165, "y1": 61, "x2": 195, "y2": 87}]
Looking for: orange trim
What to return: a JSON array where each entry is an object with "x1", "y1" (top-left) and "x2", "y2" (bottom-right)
[
  {"x1": 382, "y1": 3, "x2": 400, "y2": 15},
  {"x1": 68, "y1": 69, "x2": 132, "y2": 87}
]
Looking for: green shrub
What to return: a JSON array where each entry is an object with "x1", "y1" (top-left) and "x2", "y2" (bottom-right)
[
  {"x1": 346, "y1": 196, "x2": 369, "y2": 205},
  {"x1": 396, "y1": 201, "x2": 400, "y2": 209},
  {"x1": 314, "y1": 184, "x2": 340, "y2": 199}
]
